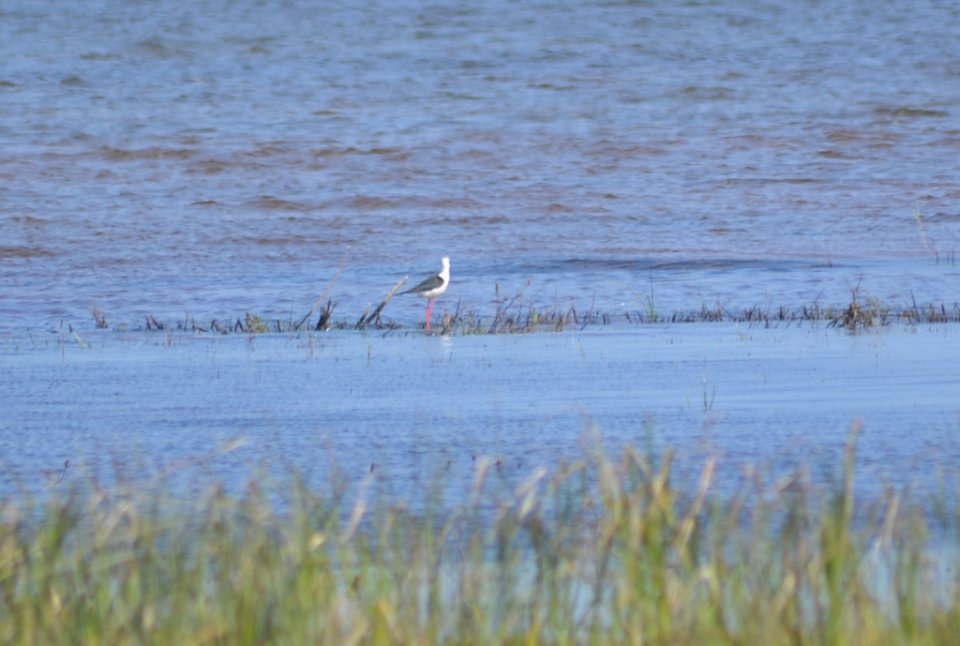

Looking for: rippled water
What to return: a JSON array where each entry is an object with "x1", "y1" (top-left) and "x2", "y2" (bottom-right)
[
  {"x1": 2, "y1": 326, "x2": 959, "y2": 501},
  {"x1": 2, "y1": 1, "x2": 959, "y2": 501},
  {"x1": 2, "y1": 0, "x2": 958, "y2": 330}
]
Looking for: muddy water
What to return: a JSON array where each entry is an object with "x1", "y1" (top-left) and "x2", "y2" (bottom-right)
[
  {"x1": 2, "y1": 0, "x2": 959, "y2": 331},
  {"x1": 2, "y1": 1, "x2": 959, "y2": 502},
  {"x1": 2, "y1": 325, "x2": 958, "y2": 501}
]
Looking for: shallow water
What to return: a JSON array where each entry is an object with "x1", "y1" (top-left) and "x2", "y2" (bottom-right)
[
  {"x1": 2, "y1": 325, "x2": 958, "y2": 502},
  {"x1": 2, "y1": 1, "x2": 959, "y2": 504},
  {"x1": 2, "y1": 0, "x2": 959, "y2": 332}
]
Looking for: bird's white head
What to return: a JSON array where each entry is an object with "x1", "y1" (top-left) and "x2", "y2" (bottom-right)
[{"x1": 440, "y1": 256, "x2": 450, "y2": 281}]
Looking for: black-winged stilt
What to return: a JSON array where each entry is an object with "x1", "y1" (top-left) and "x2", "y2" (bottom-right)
[{"x1": 402, "y1": 256, "x2": 450, "y2": 331}]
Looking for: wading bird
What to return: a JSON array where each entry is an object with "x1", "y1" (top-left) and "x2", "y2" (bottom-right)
[{"x1": 402, "y1": 256, "x2": 450, "y2": 331}]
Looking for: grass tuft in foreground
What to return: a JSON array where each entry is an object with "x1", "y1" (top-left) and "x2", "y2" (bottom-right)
[{"x1": 3, "y1": 430, "x2": 960, "y2": 644}]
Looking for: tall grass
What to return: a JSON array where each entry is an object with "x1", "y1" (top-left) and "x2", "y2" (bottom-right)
[{"x1": 2, "y1": 431, "x2": 959, "y2": 644}]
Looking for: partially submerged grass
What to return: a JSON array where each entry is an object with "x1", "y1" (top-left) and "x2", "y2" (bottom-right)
[
  {"x1": 126, "y1": 291, "x2": 960, "y2": 336},
  {"x1": 3, "y1": 429, "x2": 960, "y2": 644},
  {"x1": 81, "y1": 266, "x2": 960, "y2": 335}
]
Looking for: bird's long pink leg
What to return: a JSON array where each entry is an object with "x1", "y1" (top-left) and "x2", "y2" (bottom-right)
[{"x1": 425, "y1": 298, "x2": 435, "y2": 331}]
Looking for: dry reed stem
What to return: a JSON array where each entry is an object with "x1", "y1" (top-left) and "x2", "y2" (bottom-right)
[{"x1": 356, "y1": 276, "x2": 408, "y2": 329}]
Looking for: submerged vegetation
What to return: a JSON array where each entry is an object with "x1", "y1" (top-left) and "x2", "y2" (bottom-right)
[{"x1": 3, "y1": 430, "x2": 960, "y2": 644}]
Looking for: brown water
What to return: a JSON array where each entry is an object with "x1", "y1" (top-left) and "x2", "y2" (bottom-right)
[
  {"x1": 1, "y1": 1, "x2": 959, "y2": 503},
  {"x1": 2, "y1": 0, "x2": 958, "y2": 331}
]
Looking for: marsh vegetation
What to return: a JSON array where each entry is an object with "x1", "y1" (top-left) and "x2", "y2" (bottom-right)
[
  {"x1": 3, "y1": 430, "x2": 959, "y2": 644},
  {"x1": 125, "y1": 286, "x2": 960, "y2": 337}
]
